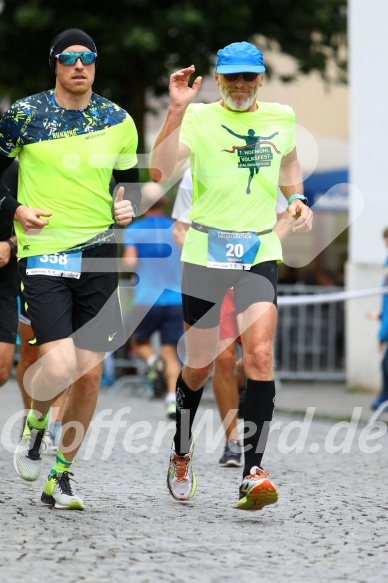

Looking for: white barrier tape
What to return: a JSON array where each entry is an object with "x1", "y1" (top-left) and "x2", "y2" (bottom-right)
[{"x1": 278, "y1": 286, "x2": 388, "y2": 306}]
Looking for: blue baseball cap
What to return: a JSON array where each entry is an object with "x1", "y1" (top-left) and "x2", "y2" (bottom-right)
[{"x1": 216, "y1": 42, "x2": 265, "y2": 74}]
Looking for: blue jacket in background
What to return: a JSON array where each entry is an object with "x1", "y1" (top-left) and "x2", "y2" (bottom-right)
[
  {"x1": 379, "y1": 256, "x2": 388, "y2": 342},
  {"x1": 123, "y1": 215, "x2": 182, "y2": 307}
]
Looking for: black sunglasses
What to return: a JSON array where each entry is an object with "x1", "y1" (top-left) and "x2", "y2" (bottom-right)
[
  {"x1": 55, "y1": 51, "x2": 97, "y2": 66},
  {"x1": 223, "y1": 73, "x2": 259, "y2": 82}
]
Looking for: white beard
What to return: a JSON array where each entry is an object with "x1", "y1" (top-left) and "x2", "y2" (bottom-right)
[{"x1": 220, "y1": 86, "x2": 256, "y2": 112}]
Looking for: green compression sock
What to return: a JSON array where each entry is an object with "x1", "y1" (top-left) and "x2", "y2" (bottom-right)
[
  {"x1": 50, "y1": 451, "x2": 74, "y2": 475},
  {"x1": 27, "y1": 409, "x2": 49, "y2": 430}
]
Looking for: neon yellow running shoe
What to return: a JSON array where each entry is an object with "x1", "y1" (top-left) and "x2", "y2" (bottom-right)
[
  {"x1": 165, "y1": 400, "x2": 176, "y2": 420},
  {"x1": 14, "y1": 420, "x2": 46, "y2": 481},
  {"x1": 167, "y1": 442, "x2": 196, "y2": 501},
  {"x1": 236, "y1": 466, "x2": 278, "y2": 511},
  {"x1": 41, "y1": 471, "x2": 84, "y2": 510}
]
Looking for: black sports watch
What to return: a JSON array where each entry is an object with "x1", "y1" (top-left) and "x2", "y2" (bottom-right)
[
  {"x1": 299, "y1": 195, "x2": 309, "y2": 207},
  {"x1": 5, "y1": 238, "x2": 17, "y2": 256}
]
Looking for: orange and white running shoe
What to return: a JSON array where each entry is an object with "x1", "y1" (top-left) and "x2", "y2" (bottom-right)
[
  {"x1": 236, "y1": 466, "x2": 278, "y2": 511},
  {"x1": 167, "y1": 442, "x2": 196, "y2": 501}
]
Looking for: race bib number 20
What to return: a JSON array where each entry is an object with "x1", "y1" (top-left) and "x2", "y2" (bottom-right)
[
  {"x1": 26, "y1": 252, "x2": 82, "y2": 279},
  {"x1": 207, "y1": 230, "x2": 260, "y2": 270}
]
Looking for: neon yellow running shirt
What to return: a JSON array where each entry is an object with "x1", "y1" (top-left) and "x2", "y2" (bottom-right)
[
  {"x1": 179, "y1": 101, "x2": 296, "y2": 266},
  {"x1": 0, "y1": 90, "x2": 138, "y2": 258}
]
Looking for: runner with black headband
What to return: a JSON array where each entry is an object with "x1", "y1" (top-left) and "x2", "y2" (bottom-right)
[{"x1": 0, "y1": 28, "x2": 139, "y2": 510}]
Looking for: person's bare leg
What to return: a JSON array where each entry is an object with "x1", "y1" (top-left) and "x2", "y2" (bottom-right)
[
  {"x1": 160, "y1": 344, "x2": 181, "y2": 396},
  {"x1": 14, "y1": 339, "x2": 93, "y2": 484},
  {"x1": 58, "y1": 349, "x2": 103, "y2": 461},
  {"x1": 182, "y1": 323, "x2": 219, "y2": 390},
  {"x1": 46, "y1": 389, "x2": 68, "y2": 451},
  {"x1": 0, "y1": 342, "x2": 15, "y2": 387},
  {"x1": 26, "y1": 341, "x2": 102, "y2": 457},
  {"x1": 15, "y1": 322, "x2": 39, "y2": 412},
  {"x1": 25, "y1": 338, "x2": 77, "y2": 415},
  {"x1": 238, "y1": 303, "x2": 276, "y2": 380},
  {"x1": 213, "y1": 339, "x2": 239, "y2": 443},
  {"x1": 235, "y1": 357, "x2": 246, "y2": 388},
  {"x1": 49, "y1": 390, "x2": 68, "y2": 425},
  {"x1": 133, "y1": 339, "x2": 154, "y2": 363}
]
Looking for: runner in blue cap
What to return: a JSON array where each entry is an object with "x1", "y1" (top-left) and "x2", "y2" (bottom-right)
[{"x1": 150, "y1": 41, "x2": 313, "y2": 511}]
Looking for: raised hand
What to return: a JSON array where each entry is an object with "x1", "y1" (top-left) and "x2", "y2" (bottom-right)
[{"x1": 169, "y1": 65, "x2": 202, "y2": 109}]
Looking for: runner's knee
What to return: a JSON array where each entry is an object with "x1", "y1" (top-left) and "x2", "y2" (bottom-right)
[
  {"x1": 215, "y1": 348, "x2": 236, "y2": 374},
  {"x1": 243, "y1": 341, "x2": 273, "y2": 377},
  {"x1": 0, "y1": 364, "x2": 11, "y2": 386},
  {"x1": 183, "y1": 364, "x2": 213, "y2": 390}
]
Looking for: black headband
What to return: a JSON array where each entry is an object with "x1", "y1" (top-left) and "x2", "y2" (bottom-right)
[{"x1": 49, "y1": 28, "x2": 97, "y2": 72}]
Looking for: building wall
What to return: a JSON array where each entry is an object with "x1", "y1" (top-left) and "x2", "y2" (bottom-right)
[
  {"x1": 260, "y1": 52, "x2": 348, "y2": 141},
  {"x1": 347, "y1": 0, "x2": 388, "y2": 390}
]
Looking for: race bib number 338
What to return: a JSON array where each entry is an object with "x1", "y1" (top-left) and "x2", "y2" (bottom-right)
[{"x1": 26, "y1": 252, "x2": 82, "y2": 279}]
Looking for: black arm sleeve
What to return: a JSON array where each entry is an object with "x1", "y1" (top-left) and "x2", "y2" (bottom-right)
[
  {"x1": 112, "y1": 165, "x2": 141, "y2": 217},
  {"x1": 0, "y1": 154, "x2": 19, "y2": 217}
]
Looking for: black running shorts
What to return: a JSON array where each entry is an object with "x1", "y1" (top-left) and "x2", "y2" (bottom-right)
[
  {"x1": 0, "y1": 294, "x2": 18, "y2": 343},
  {"x1": 18, "y1": 243, "x2": 124, "y2": 351},
  {"x1": 181, "y1": 261, "x2": 278, "y2": 328}
]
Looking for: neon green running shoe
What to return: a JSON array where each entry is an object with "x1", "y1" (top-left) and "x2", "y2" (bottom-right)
[
  {"x1": 165, "y1": 400, "x2": 176, "y2": 420},
  {"x1": 13, "y1": 421, "x2": 46, "y2": 481},
  {"x1": 41, "y1": 471, "x2": 84, "y2": 511},
  {"x1": 167, "y1": 442, "x2": 196, "y2": 501},
  {"x1": 236, "y1": 466, "x2": 278, "y2": 511}
]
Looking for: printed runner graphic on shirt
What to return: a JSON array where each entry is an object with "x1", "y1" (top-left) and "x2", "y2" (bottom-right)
[{"x1": 221, "y1": 125, "x2": 280, "y2": 194}]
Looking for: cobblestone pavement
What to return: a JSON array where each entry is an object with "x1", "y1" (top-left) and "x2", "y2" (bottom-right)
[{"x1": 1, "y1": 378, "x2": 387, "y2": 583}]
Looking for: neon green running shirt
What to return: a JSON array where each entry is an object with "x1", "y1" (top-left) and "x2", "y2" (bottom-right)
[
  {"x1": 179, "y1": 101, "x2": 296, "y2": 266},
  {"x1": 0, "y1": 90, "x2": 138, "y2": 258}
]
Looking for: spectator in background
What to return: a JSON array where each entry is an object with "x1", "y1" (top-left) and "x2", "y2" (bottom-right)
[
  {"x1": 367, "y1": 227, "x2": 388, "y2": 410},
  {"x1": 0, "y1": 164, "x2": 19, "y2": 387},
  {"x1": 123, "y1": 182, "x2": 183, "y2": 419},
  {"x1": 0, "y1": 160, "x2": 66, "y2": 448}
]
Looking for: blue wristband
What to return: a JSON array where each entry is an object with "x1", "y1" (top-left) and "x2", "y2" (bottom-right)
[{"x1": 288, "y1": 194, "x2": 307, "y2": 206}]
